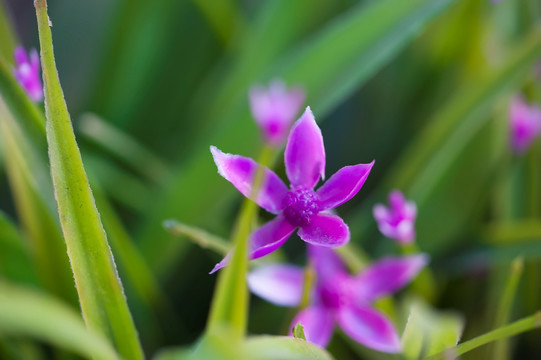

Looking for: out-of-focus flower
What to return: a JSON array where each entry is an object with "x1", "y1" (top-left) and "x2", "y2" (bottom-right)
[
  {"x1": 248, "y1": 246, "x2": 428, "y2": 352},
  {"x1": 13, "y1": 46, "x2": 43, "y2": 102},
  {"x1": 210, "y1": 107, "x2": 374, "y2": 273},
  {"x1": 373, "y1": 190, "x2": 417, "y2": 244},
  {"x1": 249, "y1": 80, "x2": 305, "y2": 146},
  {"x1": 509, "y1": 97, "x2": 541, "y2": 154}
]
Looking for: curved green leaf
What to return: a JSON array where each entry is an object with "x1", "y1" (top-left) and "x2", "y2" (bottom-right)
[
  {"x1": 0, "y1": 282, "x2": 120, "y2": 360},
  {"x1": 35, "y1": 1, "x2": 143, "y2": 358}
]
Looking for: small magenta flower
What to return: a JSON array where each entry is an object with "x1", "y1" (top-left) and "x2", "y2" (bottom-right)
[
  {"x1": 509, "y1": 97, "x2": 541, "y2": 154},
  {"x1": 249, "y1": 80, "x2": 305, "y2": 145},
  {"x1": 210, "y1": 107, "x2": 374, "y2": 273},
  {"x1": 13, "y1": 46, "x2": 43, "y2": 102},
  {"x1": 248, "y1": 246, "x2": 428, "y2": 352},
  {"x1": 373, "y1": 190, "x2": 417, "y2": 244}
]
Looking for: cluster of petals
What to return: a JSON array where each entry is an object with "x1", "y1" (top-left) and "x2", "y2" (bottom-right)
[
  {"x1": 210, "y1": 107, "x2": 374, "y2": 273},
  {"x1": 13, "y1": 46, "x2": 43, "y2": 102},
  {"x1": 249, "y1": 80, "x2": 305, "y2": 145},
  {"x1": 248, "y1": 245, "x2": 428, "y2": 352},
  {"x1": 373, "y1": 190, "x2": 417, "y2": 244},
  {"x1": 509, "y1": 96, "x2": 541, "y2": 154}
]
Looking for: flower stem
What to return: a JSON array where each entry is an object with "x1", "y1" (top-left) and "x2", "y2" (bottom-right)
[{"x1": 426, "y1": 312, "x2": 541, "y2": 360}]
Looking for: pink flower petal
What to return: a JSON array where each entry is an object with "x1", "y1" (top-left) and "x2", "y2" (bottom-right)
[
  {"x1": 337, "y1": 305, "x2": 401, "y2": 353},
  {"x1": 14, "y1": 46, "x2": 27, "y2": 66},
  {"x1": 210, "y1": 146, "x2": 288, "y2": 214},
  {"x1": 317, "y1": 162, "x2": 374, "y2": 210},
  {"x1": 250, "y1": 215, "x2": 297, "y2": 259},
  {"x1": 308, "y1": 245, "x2": 347, "y2": 281},
  {"x1": 248, "y1": 264, "x2": 304, "y2": 306},
  {"x1": 284, "y1": 107, "x2": 325, "y2": 189},
  {"x1": 298, "y1": 213, "x2": 349, "y2": 247},
  {"x1": 290, "y1": 306, "x2": 334, "y2": 347},
  {"x1": 354, "y1": 254, "x2": 429, "y2": 302},
  {"x1": 209, "y1": 216, "x2": 296, "y2": 274}
]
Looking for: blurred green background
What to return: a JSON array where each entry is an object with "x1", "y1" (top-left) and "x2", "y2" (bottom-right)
[{"x1": 1, "y1": 0, "x2": 541, "y2": 359}]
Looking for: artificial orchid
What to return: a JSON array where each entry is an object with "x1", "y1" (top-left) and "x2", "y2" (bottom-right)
[
  {"x1": 13, "y1": 46, "x2": 43, "y2": 102},
  {"x1": 509, "y1": 97, "x2": 541, "y2": 154},
  {"x1": 249, "y1": 80, "x2": 305, "y2": 145},
  {"x1": 373, "y1": 190, "x2": 417, "y2": 244},
  {"x1": 248, "y1": 246, "x2": 428, "y2": 352},
  {"x1": 210, "y1": 106, "x2": 374, "y2": 273}
]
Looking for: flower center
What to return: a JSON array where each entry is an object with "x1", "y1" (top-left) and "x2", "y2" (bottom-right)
[
  {"x1": 282, "y1": 188, "x2": 320, "y2": 227},
  {"x1": 318, "y1": 275, "x2": 352, "y2": 310}
]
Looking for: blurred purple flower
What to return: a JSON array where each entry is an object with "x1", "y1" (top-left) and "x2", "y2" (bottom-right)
[
  {"x1": 248, "y1": 246, "x2": 428, "y2": 352},
  {"x1": 509, "y1": 97, "x2": 541, "y2": 154},
  {"x1": 210, "y1": 107, "x2": 374, "y2": 273},
  {"x1": 13, "y1": 46, "x2": 43, "y2": 102},
  {"x1": 249, "y1": 80, "x2": 305, "y2": 145},
  {"x1": 373, "y1": 190, "x2": 417, "y2": 244}
]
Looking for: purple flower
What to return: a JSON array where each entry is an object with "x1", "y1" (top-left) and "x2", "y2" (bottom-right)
[
  {"x1": 249, "y1": 80, "x2": 305, "y2": 145},
  {"x1": 248, "y1": 246, "x2": 428, "y2": 352},
  {"x1": 13, "y1": 46, "x2": 43, "y2": 102},
  {"x1": 210, "y1": 107, "x2": 374, "y2": 273},
  {"x1": 373, "y1": 190, "x2": 417, "y2": 244},
  {"x1": 509, "y1": 97, "x2": 541, "y2": 154}
]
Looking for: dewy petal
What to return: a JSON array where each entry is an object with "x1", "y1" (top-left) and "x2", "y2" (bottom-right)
[
  {"x1": 308, "y1": 245, "x2": 347, "y2": 281},
  {"x1": 317, "y1": 162, "x2": 374, "y2": 210},
  {"x1": 354, "y1": 254, "x2": 429, "y2": 302},
  {"x1": 337, "y1": 305, "x2": 401, "y2": 353},
  {"x1": 298, "y1": 213, "x2": 349, "y2": 247},
  {"x1": 284, "y1": 107, "x2": 325, "y2": 189},
  {"x1": 209, "y1": 216, "x2": 296, "y2": 274},
  {"x1": 290, "y1": 306, "x2": 334, "y2": 347},
  {"x1": 248, "y1": 264, "x2": 304, "y2": 307},
  {"x1": 250, "y1": 215, "x2": 297, "y2": 260},
  {"x1": 210, "y1": 146, "x2": 288, "y2": 214}
]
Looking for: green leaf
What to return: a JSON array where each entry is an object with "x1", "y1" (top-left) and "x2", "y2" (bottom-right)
[
  {"x1": 292, "y1": 324, "x2": 306, "y2": 341},
  {"x1": 163, "y1": 219, "x2": 230, "y2": 256},
  {"x1": 138, "y1": 0, "x2": 458, "y2": 275},
  {"x1": 0, "y1": 1, "x2": 17, "y2": 59},
  {"x1": 0, "y1": 282, "x2": 120, "y2": 360},
  {"x1": 426, "y1": 312, "x2": 541, "y2": 360},
  {"x1": 34, "y1": 1, "x2": 143, "y2": 358},
  {"x1": 401, "y1": 297, "x2": 464, "y2": 359}
]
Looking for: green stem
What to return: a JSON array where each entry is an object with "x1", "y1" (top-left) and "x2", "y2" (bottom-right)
[
  {"x1": 34, "y1": 1, "x2": 143, "y2": 358},
  {"x1": 163, "y1": 219, "x2": 230, "y2": 256},
  {"x1": 206, "y1": 145, "x2": 274, "y2": 338},
  {"x1": 492, "y1": 257, "x2": 524, "y2": 360},
  {"x1": 426, "y1": 312, "x2": 541, "y2": 360}
]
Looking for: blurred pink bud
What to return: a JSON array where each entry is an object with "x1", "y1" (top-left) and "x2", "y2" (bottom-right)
[
  {"x1": 13, "y1": 46, "x2": 43, "y2": 102},
  {"x1": 373, "y1": 190, "x2": 417, "y2": 244},
  {"x1": 249, "y1": 80, "x2": 305, "y2": 145},
  {"x1": 509, "y1": 97, "x2": 541, "y2": 154}
]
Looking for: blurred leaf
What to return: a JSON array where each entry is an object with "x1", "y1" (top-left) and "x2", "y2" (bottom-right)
[
  {"x1": 0, "y1": 282, "x2": 120, "y2": 360},
  {"x1": 401, "y1": 297, "x2": 464, "y2": 359},
  {"x1": 348, "y1": 26, "x2": 541, "y2": 253},
  {"x1": 78, "y1": 113, "x2": 171, "y2": 184},
  {"x1": 0, "y1": 211, "x2": 38, "y2": 286},
  {"x1": 35, "y1": 1, "x2": 143, "y2": 358},
  {"x1": 139, "y1": 0, "x2": 459, "y2": 275},
  {"x1": 191, "y1": 0, "x2": 243, "y2": 47},
  {"x1": 0, "y1": 1, "x2": 16, "y2": 58},
  {"x1": 0, "y1": 100, "x2": 76, "y2": 304},
  {"x1": 243, "y1": 336, "x2": 334, "y2": 360},
  {"x1": 484, "y1": 220, "x2": 541, "y2": 243}
]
